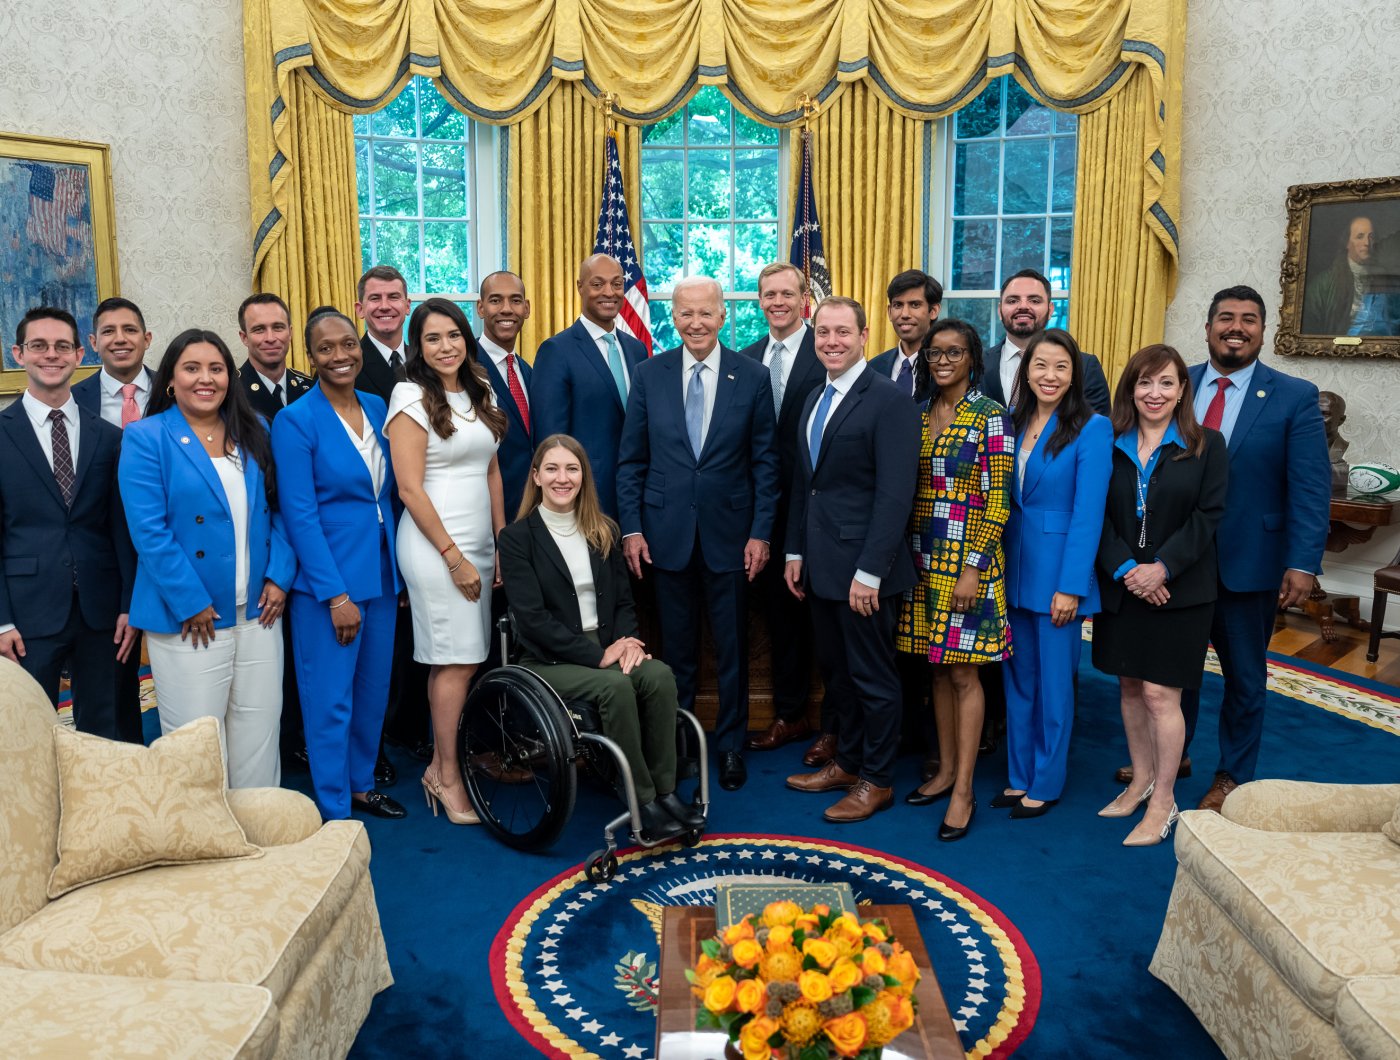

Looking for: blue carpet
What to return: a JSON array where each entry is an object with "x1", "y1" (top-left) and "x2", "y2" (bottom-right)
[{"x1": 270, "y1": 651, "x2": 1398, "y2": 1059}]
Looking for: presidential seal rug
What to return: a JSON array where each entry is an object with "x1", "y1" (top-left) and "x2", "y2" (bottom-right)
[{"x1": 491, "y1": 833, "x2": 1039, "y2": 1059}]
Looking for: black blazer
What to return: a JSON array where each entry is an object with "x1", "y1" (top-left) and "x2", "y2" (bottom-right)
[
  {"x1": 785, "y1": 367, "x2": 922, "y2": 601},
  {"x1": 355, "y1": 333, "x2": 405, "y2": 403},
  {"x1": 984, "y1": 339, "x2": 1112, "y2": 416},
  {"x1": 0, "y1": 401, "x2": 134, "y2": 636},
  {"x1": 498, "y1": 509, "x2": 639, "y2": 668},
  {"x1": 238, "y1": 360, "x2": 311, "y2": 421},
  {"x1": 1097, "y1": 429, "x2": 1229, "y2": 612}
]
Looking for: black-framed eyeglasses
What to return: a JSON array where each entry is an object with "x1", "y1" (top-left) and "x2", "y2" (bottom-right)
[
  {"x1": 923, "y1": 346, "x2": 969, "y2": 364},
  {"x1": 22, "y1": 340, "x2": 77, "y2": 355}
]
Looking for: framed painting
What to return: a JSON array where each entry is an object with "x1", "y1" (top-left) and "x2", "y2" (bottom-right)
[
  {"x1": 0, "y1": 132, "x2": 119, "y2": 393},
  {"x1": 1277, "y1": 175, "x2": 1400, "y2": 358}
]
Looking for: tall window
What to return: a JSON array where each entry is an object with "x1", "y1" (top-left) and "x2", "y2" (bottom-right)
[
  {"x1": 354, "y1": 76, "x2": 501, "y2": 324},
  {"x1": 939, "y1": 78, "x2": 1077, "y2": 346},
  {"x1": 640, "y1": 86, "x2": 785, "y2": 351}
]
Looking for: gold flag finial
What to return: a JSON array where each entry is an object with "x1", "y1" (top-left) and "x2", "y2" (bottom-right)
[
  {"x1": 797, "y1": 93, "x2": 817, "y2": 126},
  {"x1": 599, "y1": 91, "x2": 618, "y2": 130}
]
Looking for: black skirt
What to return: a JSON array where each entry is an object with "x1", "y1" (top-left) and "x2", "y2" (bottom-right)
[{"x1": 1091, "y1": 597, "x2": 1214, "y2": 690}]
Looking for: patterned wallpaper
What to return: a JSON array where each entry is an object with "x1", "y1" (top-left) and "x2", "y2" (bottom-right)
[{"x1": 0, "y1": 0, "x2": 252, "y2": 354}]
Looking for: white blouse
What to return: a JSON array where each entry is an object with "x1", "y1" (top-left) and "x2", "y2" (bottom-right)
[
  {"x1": 338, "y1": 405, "x2": 386, "y2": 523},
  {"x1": 210, "y1": 453, "x2": 250, "y2": 609},
  {"x1": 539, "y1": 506, "x2": 598, "y2": 632}
]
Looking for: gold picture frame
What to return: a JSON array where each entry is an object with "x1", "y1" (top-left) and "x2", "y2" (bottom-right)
[
  {"x1": 1277, "y1": 175, "x2": 1400, "y2": 358},
  {"x1": 0, "y1": 131, "x2": 119, "y2": 393}
]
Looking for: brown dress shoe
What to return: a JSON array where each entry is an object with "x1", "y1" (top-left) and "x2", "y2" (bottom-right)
[
  {"x1": 1114, "y1": 756, "x2": 1192, "y2": 785},
  {"x1": 1197, "y1": 772, "x2": 1238, "y2": 814},
  {"x1": 746, "y1": 716, "x2": 812, "y2": 752},
  {"x1": 802, "y1": 733, "x2": 837, "y2": 767},
  {"x1": 786, "y1": 760, "x2": 858, "y2": 793},
  {"x1": 823, "y1": 779, "x2": 894, "y2": 823}
]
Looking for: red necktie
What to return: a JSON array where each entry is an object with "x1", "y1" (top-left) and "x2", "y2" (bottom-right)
[
  {"x1": 505, "y1": 353, "x2": 530, "y2": 433},
  {"x1": 1202, "y1": 377, "x2": 1231, "y2": 431}
]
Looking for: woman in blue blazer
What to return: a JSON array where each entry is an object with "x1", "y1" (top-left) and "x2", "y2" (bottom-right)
[
  {"x1": 120, "y1": 330, "x2": 295, "y2": 788},
  {"x1": 271, "y1": 307, "x2": 405, "y2": 822},
  {"x1": 998, "y1": 329, "x2": 1113, "y2": 817}
]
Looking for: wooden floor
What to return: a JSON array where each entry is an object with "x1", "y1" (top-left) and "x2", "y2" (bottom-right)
[{"x1": 1270, "y1": 608, "x2": 1400, "y2": 686}]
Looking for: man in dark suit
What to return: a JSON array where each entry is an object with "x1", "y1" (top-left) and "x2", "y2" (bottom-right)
[
  {"x1": 533, "y1": 254, "x2": 648, "y2": 518},
  {"x1": 783, "y1": 297, "x2": 921, "y2": 822},
  {"x1": 1, "y1": 306, "x2": 138, "y2": 741},
  {"x1": 739, "y1": 262, "x2": 827, "y2": 758},
  {"x1": 237, "y1": 292, "x2": 311, "y2": 420},
  {"x1": 982, "y1": 269, "x2": 1111, "y2": 416},
  {"x1": 1183, "y1": 285, "x2": 1330, "y2": 811},
  {"x1": 868, "y1": 269, "x2": 942, "y2": 401},
  {"x1": 353, "y1": 264, "x2": 411, "y2": 403},
  {"x1": 617, "y1": 276, "x2": 780, "y2": 792},
  {"x1": 474, "y1": 270, "x2": 535, "y2": 517}
]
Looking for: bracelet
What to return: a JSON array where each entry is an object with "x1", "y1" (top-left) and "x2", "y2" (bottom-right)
[
  {"x1": 330, "y1": 596, "x2": 350, "y2": 610},
  {"x1": 447, "y1": 559, "x2": 464, "y2": 574},
  {"x1": 439, "y1": 541, "x2": 457, "y2": 556}
]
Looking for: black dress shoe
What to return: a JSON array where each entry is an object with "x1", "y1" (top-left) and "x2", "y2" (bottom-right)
[
  {"x1": 375, "y1": 750, "x2": 397, "y2": 788},
  {"x1": 1009, "y1": 798, "x2": 1056, "y2": 819},
  {"x1": 657, "y1": 791, "x2": 706, "y2": 830},
  {"x1": 938, "y1": 797, "x2": 977, "y2": 842},
  {"x1": 637, "y1": 799, "x2": 685, "y2": 843},
  {"x1": 719, "y1": 751, "x2": 747, "y2": 791},
  {"x1": 904, "y1": 782, "x2": 954, "y2": 806},
  {"x1": 351, "y1": 790, "x2": 407, "y2": 819},
  {"x1": 990, "y1": 790, "x2": 1023, "y2": 809}
]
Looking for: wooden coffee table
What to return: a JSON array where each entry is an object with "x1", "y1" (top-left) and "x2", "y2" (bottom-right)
[{"x1": 655, "y1": 904, "x2": 964, "y2": 1059}]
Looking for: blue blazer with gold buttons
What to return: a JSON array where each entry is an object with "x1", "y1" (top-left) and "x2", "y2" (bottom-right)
[{"x1": 119, "y1": 408, "x2": 295, "y2": 633}]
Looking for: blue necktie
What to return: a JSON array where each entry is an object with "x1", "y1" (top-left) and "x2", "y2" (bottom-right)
[
  {"x1": 603, "y1": 332, "x2": 627, "y2": 404},
  {"x1": 896, "y1": 356, "x2": 914, "y2": 398},
  {"x1": 686, "y1": 363, "x2": 705, "y2": 459},
  {"x1": 768, "y1": 340, "x2": 786, "y2": 417},
  {"x1": 809, "y1": 383, "x2": 837, "y2": 468}
]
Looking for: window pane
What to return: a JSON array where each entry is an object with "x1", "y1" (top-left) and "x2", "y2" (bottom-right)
[
  {"x1": 423, "y1": 222, "x2": 470, "y2": 292},
  {"x1": 734, "y1": 150, "x2": 779, "y2": 219},
  {"x1": 951, "y1": 219, "x2": 996, "y2": 289},
  {"x1": 954, "y1": 84, "x2": 1001, "y2": 139},
  {"x1": 353, "y1": 113, "x2": 370, "y2": 136},
  {"x1": 686, "y1": 86, "x2": 732, "y2": 145},
  {"x1": 687, "y1": 152, "x2": 731, "y2": 220},
  {"x1": 1049, "y1": 217, "x2": 1073, "y2": 289},
  {"x1": 370, "y1": 220, "x2": 422, "y2": 290},
  {"x1": 373, "y1": 142, "x2": 419, "y2": 217},
  {"x1": 1002, "y1": 138, "x2": 1050, "y2": 214},
  {"x1": 1001, "y1": 216, "x2": 1047, "y2": 277},
  {"x1": 643, "y1": 111, "x2": 684, "y2": 145},
  {"x1": 641, "y1": 150, "x2": 684, "y2": 219},
  {"x1": 373, "y1": 82, "x2": 418, "y2": 139},
  {"x1": 1052, "y1": 137, "x2": 1077, "y2": 212},
  {"x1": 954, "y1": 141, "x2": 1000, "y2": 216},
  {"x1": 1005, "y1": 81, "x2": 1053, "y2": 136},
  {"x1": 687, "y1": 224, "x2": 733, "y2": 290},
  {"x1": 643, "y1": 222, "x2": 686, "y2": 289},
  {"x1": 734, "y1": 223, "x2": 777, "y2": 291},
  {"x1": 355, "y1": 140, "x2": 371, "y2": 214},
  {"x1": 650, "y1": 299, "x2": 678, "y2": 351},
  {"x1": 942, "y1": 297, "x2": 998, "y2": 350},
  {"x1": 1054, "y1": 109, "x2": 1078, "y2": 134},
  {"x1": 1048, "y1": 298, "x2": 1069, "y2": 331},
  {"x1": 734, "y1": 110, "x2": 779, "y2": 146},
  {"x1": 730, "y1": 300, "x2": 766, "y2": 348},
  {"x1": 420, "y1": 86, "x2": 465, "y2": 141},
  {"x1": 421, "y1": 143, "x2": 467, "y2": 218},
  {"x1": 358, "y1": 219, "x2": 373, "y2": 271}
]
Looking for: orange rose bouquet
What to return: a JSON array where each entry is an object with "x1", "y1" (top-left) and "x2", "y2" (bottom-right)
[{"x1": 686, "y1": 902, "x2": 920, "y2": 1059}]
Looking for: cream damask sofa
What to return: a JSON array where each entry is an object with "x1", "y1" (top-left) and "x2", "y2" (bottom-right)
[
  {"x1": 0, "y1": 660, "x2": 393, "y2": 1058},
  {"x1": 1151, "y1": 780, "x2": 1400, "y2": 1060}
]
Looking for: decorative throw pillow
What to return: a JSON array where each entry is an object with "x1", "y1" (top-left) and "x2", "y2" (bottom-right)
[
  {"x1": 48, "y1": 716, "x2": 262, "y2": 899},
  {"x1": 1384, "y1": 795, "x2": 1400, "y2": 848}
]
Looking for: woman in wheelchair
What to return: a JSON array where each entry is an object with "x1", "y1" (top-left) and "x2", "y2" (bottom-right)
[{"x1": 497, "y1": 435, "x2": 705, "y2": 843}]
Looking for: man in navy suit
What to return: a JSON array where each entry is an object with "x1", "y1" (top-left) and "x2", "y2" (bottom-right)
[
  {"x1": 739, "y1": 263, "x2": 828, "y2": 759},
  {"x1": 1, "y1": 306, "x2": 138, "y2": 741},
  {"x1": 354, "y1": 264, "x2": 411, "y2": 404},
  {"x1": 533, "y1": 254, "x2": 648, "y2": 518},
  {"x1": 475, "y1": 270, "x2": 534, "y2": 517},
  {"x1": 868, "y1": 269, "x2": 942, "y2": 402},
  {"x1": 783, "y1": 297, "x2": 921, "y2": 823},
  {"x1": 1184, "y1": 285, "x2": 1330, "y2": 811},
  {"x1": 982, "y1": 269, "x2": 1111, "y2": 416},
  {"x1": 617, "y1": 276, "x2": 780, "y2": 792}
]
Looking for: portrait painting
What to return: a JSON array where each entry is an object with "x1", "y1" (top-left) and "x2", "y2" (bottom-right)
[
  {"x1": 0, "y1": 132, "x2": 119, "y2": 392},
  {"x1": 1277, "y1": 175, "x2": 1400, "y2": 358}
]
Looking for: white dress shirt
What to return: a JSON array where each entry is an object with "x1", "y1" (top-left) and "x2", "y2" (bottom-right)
[
  {"x1": 762, "y1": 324, "x2": 807, "y2": 395},
  {"x1": 999, "y1": 338, "x2": 1025, "y2": 406},
  {"x1": 578, "y1": 315, "x2": 631, "y2": 392},
  {"x1": 887, "y1": 347, "x2": 919, "y2": 384},
  {"x1": 337, "y1": 404, "x2": 386, "y2": 523},
  {"x1": 479, "y1": 334, "x2": 529, "y2": 411},
  {"x1": 254, "y1": 369, "x2": 289, "y2": 405},
  {"x1": 21, "y1": 391, "x2": 80, "y2": 468},
  {"x1": 365, "y1": 332, "x2": 406, "y2": 370},
  {"x1": 681, "y1": 345, "x2": 721, "y2": 446},
  {"x1": 96, "y1": 367, "x2": 151, "y2": 427}
]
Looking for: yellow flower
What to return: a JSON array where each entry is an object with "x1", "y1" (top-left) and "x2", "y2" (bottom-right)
[
  {"x1": 739, "y1": 1015, "x2": 780, "y2": 1060},
  {"x1": 828, "y1": 957, "x2": 863, "y2": 994},
  {"x1": 861, "y1": 990, "x2": 915, "y2": 1047},
  {"x1": 885, "y1": 992, "x2": 916, "y2": 1037},
  {"x1": 703, "y1": 975, "x2": 738, "y2": 1013},
  {"x1": 798, "y1": 969, "x2": 834, "y2": 1003},
  {"x1": 735, "y1": 977, "x2": 767, "y2": 1014},
  {"x1": 826, "y1": 914, "x2": 865, "y2": 958},
  {"x1": 860, "y1": 947, "x2": 887, "y2": 976},
  {"x1": 780, "y1": 1000, "x2": 823, "y2": 1046},
  {"x1": 732, "y1": 938, "x2": 764, "y2": 969},
  {"x1": 862, "y1": 921, "x2": 888, "y2": 944},
  {"x1": 823, "y1": 1012, "x2": 869, "y2": 1057},
  {"x1": 885, "y1": 948, "x2": 920, "y2": 995},
  {"x1": 812, "y1": 903, "x2": 831, "y2": 917},
  {"x1": 689, "y1": 954, "x2": 725, "y2": 998},
  {"x1": 766, "y1": 925, "x2": 794, "y2": 950},
  {"x1": 762, "y1": 900, "x2": 802, "y2": 928},
  {"x1": 759, "y1": 948, "x2": 802, "y2": 983},
  {"x1": 723, "y1": 920, "x2": 756, "y2": 946},
  {"x1": 802, "y1": 937, "x2": 839, "y2": 969},
  {"x1": 794, "y1": 913, "x2": 821, "y2": 934}
]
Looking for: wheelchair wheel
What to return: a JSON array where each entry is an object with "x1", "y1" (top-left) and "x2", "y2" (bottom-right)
[
  {"x1": 459, "y1": 668, "x2": 576, "y2": 850},
  {"x1": 585, "y1": 849, "x2": 618, "y2": 883}
]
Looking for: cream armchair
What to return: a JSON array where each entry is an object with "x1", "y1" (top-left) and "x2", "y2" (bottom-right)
[
  {"x1": 1151, "y1": 779, "x2": 1400, "y2": 1060},
  {"x1": 0, "y1": 660, "x2": 392, "y2": 1058}
]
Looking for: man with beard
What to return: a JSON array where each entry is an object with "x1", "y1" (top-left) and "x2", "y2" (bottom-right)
[
  {"x1": 982, "y1": 269, "x2": 1110, "y2": 415},
  {"x1": 474, "y1": 271, "x2": 534, "y2": 517},
  {"x1": 868, "y1": 270, "x2": 942, "y2": 402}
]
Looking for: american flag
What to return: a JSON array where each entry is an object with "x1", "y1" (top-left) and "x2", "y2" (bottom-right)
[
  {"x1": 592, "y1": 132, "x2": 652, "y2": 354},
  {"x1": 21, "y1": 163, "x2": 87, "y2": 257},
  {"x1": 789, "y1": 129, "x2": 832, "y2": 317}
]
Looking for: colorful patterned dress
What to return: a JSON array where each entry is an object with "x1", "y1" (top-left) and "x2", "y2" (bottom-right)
[{"x1": 896, "y1": 390, "x2": 1014, "y2": 664}]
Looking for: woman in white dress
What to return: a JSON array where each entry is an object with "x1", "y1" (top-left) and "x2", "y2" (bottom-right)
[{"x1": 386, "y1": 298, "x2": 507, "y2": 825}]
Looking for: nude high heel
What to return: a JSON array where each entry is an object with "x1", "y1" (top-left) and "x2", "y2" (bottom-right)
[
  {"x1": 422, "y1": 769, "x2": 481, "y2": 826},
  {"x1": 1122, "y1": 803, "x2": 1179, "y2": 847},
  {"x1": 1098, "y1": 781, "x2": 1155, "y2": 818}
]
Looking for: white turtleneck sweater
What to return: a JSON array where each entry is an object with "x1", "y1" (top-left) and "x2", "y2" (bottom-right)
[{"x1": 539, "y1": 505, "x2": 598, "y2": 631}]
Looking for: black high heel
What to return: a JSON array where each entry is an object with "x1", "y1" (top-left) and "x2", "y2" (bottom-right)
[
  {"x1": 938, "y1": 797, "x2": 977, "y2": 842},
  {"x1": 904, "y1": 782, "x2": 954, "y2": 806},
  {"x1": 990, "y1": 790, "x2": 1023, "y2": 809}
]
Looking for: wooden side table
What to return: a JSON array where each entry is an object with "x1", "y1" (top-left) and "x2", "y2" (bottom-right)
[
  {"x1": 655, "y1": 904, "x2": 964, "y2": 1060},
  {"x1": 1291, "y1": 494, "x2": 1400, "y2": 641}
]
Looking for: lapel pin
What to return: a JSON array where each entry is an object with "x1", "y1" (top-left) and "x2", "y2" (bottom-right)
[
  {"x1": 180, "y1": 436, "x2": 190, "y2": 444},
  {"x1": 251, "y1": 382, "x2": 260, "y2": 391},
  {"x1": 727, "y1": 373, "x2": 735, "y2": 380},
  {"x1": 1256, "y1": 390, "x2": 1265, "y2": 398}
]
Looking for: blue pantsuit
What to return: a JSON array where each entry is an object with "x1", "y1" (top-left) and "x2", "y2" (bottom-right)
[{"x1": 1005, "y1": 608, "x2": 1083, "y2": 800}]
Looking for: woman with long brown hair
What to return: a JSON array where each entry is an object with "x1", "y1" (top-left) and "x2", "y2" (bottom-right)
[
  {"x1": 385, "y1": 297, "x2": 507, "y2": 825},
  {"x1": 1094, "y1": 344, "x2": 1228, "y2": 846}
]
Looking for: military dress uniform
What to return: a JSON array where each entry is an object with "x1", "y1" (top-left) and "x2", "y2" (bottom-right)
[{"x1": 239, "y1": 360, "x2": 312, "y2": 421}]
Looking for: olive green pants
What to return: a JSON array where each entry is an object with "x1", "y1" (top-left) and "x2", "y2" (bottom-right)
[{"x1": 522, "y1": 649, "x2": 679, "y2": 804}]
